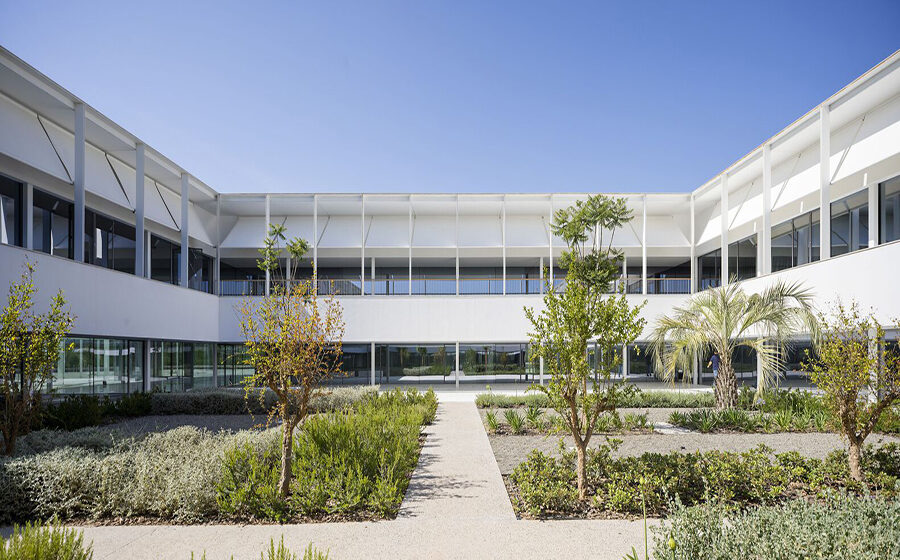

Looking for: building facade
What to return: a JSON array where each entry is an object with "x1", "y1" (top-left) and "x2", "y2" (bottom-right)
[{"x1": 1, "y1": 47, "x2": 899, "y2": 394}]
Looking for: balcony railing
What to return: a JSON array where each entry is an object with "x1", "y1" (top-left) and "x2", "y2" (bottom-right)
[
  {"x1": 317, "y1": 279, "x2": 363, "y2": 296},
  {"x1": 647, "y1": 277, "x2": 691, "y2": 295},
  {"x1": 219, "y1": 279, "x2": 266, "y2": 296}
]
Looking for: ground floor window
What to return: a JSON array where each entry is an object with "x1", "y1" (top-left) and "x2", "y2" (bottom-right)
[{"x1": 53, "y1": 337, "x2": 143, "y2": 394}]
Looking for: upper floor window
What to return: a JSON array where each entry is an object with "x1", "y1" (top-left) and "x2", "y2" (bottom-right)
[
  {"x1": 33, "y1": 188, "x2": 73, "y2": 258},
  {"x1": 728, "y1": 235, "x2": 757, "y2": 281},
  {"x1": 772, "y1": 209, "x2": 820, "y2": 272},
  {"x1": 880, "y1": 176, "x2": 900, "y2": 244},
  {"x1": 84, "y1": 209, "x2": 135, "y2": 274},
  {"x1": 698, "y1": 248, "x2": 721, "y2": 290},
  {"x1": 831, "y1": 190, "x2": 868, "y2": 257},
  {"x1": 0, "y1": 174, "x2": 24, "y2": 248}
]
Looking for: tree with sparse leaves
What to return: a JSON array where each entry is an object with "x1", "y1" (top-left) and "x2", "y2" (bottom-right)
[
  {"x1": 525, "y1": 195, "x2": 645, "y2": 501},
  {"x1": 1, "y1": 261, "x2": 74, "y2": 455},
  {"x1": 805, "y1": 301, "x2": 900, "y2": 481},
  {"x1": 238, "y1": 223, "x2": 345, "y2": 498}
]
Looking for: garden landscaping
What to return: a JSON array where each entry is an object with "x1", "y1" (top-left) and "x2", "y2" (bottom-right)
[{"x1": 0, "y1": 387, "x2": 436, "y2": 525}]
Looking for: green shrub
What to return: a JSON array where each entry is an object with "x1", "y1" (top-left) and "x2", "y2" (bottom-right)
[
  {"x1": 525, "y1": 405, "x2": 544, "y2": 428},
  {"x1": 653, "y1": 494, "x2": 900, "y2": 560},
  {"x1": 504, "y1": 410, "x2": 525, "y2": 434},
  {"x1": 508, "y1": 441, "x2": 900, "y2": 518},
  {"x1": 111, "y1": 392, "x2": 153, "y2": 417},
  {"x1": 485, "y1": 411, "x2": 499, "y2": 433},
  {"x1": 0, "y1": 521, "x2": 92, "y2": 560},
  {"x1": 44, "y1": 395, "x2": 104, "y2": 431},
  {"x1": 623, "y1": 412, "x2": 650, "y2": 431},
  {"x1": 475, "y1": 389, "x2": 714, "y2": 409}
]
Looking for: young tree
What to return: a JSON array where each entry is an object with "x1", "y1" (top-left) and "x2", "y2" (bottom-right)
[
  {"x1": 238, "y1": 224, "x2": 345, "y2": 498},
  {"x1": 649, "y1": 281, "x2": 818, "y2": 409},
  {"x1": 805, "y1": 302, "x2": 900, "y2": 481},
  {"x1": 1, "y1": 261, "x2": 74, "y2": 455},
  {"x1": 525, "y1": 195, "x2": 645, "y2": 501}
]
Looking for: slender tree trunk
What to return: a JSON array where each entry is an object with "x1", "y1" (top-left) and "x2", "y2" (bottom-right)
[
  {"x1": 575, "y1": 440, "x2": 587, "y2": 501},
  {"x1": 714, "y1": 363, "x2": 737, "y2": 409},
  {"x1": 3, "y1": 425, "x2": 16, "y2": 456},
  {"x1": 848, "y1": 437, "x2": 864, "y2": 482},
  {"x1": 279, "y1": 419, "x2": 295, "y2": 498}
]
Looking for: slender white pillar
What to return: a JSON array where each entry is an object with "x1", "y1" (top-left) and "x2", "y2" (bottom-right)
[
  {"x1": 539, "y1": 356, "x2": 544, "y2": 385},
  {"x1": 720, "y1": 175, "x2": 729, "y2": 286},
  {"x1": 819, "y1": 105, "x2": 832, "y2": 259},
  {"x1": 548, "y1": 196, "x2": 554, "y2": 287},
  {"x1": 313, "y1": 195, "x2": 318, "y2": 275},
  {"x1": 623, "y1": 345, "x2": 629, "y2": 380},
  {"x1": 455, "y1": 195, "x2": 460, "y2": 295},
  {"x1": 370, "y1": 342, "x2": 376, "y2": 386},
  {"x1": 501, "y1": 197, "x2": 507, "y2": 295},
  {"x1": 641, "y1": 196, "x2": 647, "y2": 295},
  {"x1": 73, "y1": 103, "x2": 85, "y2": 262},
  {"x1": 264, "y1": 194, "x2": 270, "y2": 296},
  {"x1": 180, "y1": 173, "x2": 189, "y2": 288},
  {"x1": 689, "y1": 195, "x2": 696, "y2": 292},
  {"x1": 135, "y1": 143, "x2": 146, "y2": 277},
  {"x1": 868, "y1": 180, "x2": 878, "y2": 248},
  {"x1": 408, "y1": 198, "x2": 412, "y2": 295},
  {"x1": 25, "y1": 183, "x2": 33, "y2": 249},
  {"x1": 215, "y1": 195, "x2": 221, "y2": 294},
  {"x1": 360, "y1": 195, "x2": 366, "y2": 295},
  {"x1": 455, "y1": 342, "x2": 461, "y2": 388},
  {"x1": 761, "y1": 144, "x2": 772, "y2": 275}
]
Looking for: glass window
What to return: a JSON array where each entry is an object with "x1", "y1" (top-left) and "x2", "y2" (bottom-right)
[
  {"x1": 831, "y1": 190, "x2": 868, "y2": 256},
  {"x1": 0, "y1": 175, "x2": 24, "y2": 247},
  {"x1": 880, "y1": 176, "x2": 900, "y2": 244},
  {"x1": 460, "y1": 343, "x2": 531, "y2": 381},
  {"x1": 772, "y1": 209, "x2": 820, "y2": 272},
  {"x1": 218, "y1": 343, "x2": 253, "y2": 387},
  {"x1": 191, "y1": 343, "x2": 216, "y2": 389},
  {"x1": 333, "y1": 344, "x2": 372, "y2": 385},
  {"x1": 150, "y1": 340, "x2": 185, "y2": 392},
  {"x1": 54, "y1": 337, "x2": 143, "y2": 394},
  {"x1": 698, "y1": 249, "x2": 721, "y2": 290},
  {"x1": 381, "y1": 344, "x2": 457, "y2": 383},
  {"x1": 150, "y1": 235, "x2": 178, "y2": 285},
  {"x1": 188, "y1": 248, "x2": 214, "y2": 293},
  {"x1": 33, "y1": 189, "x2": 73, "y2": 258},
  {"x1": 728, "y1": 235, "x2": 757, "y2": 281},
  {"x1": 84, "y1": 210, "x2": 136, "y2": 274}
]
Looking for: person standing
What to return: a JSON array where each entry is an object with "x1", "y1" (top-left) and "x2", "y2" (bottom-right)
[{"x1": 707, "y1": 351, "x2": 720, "y2": 379}]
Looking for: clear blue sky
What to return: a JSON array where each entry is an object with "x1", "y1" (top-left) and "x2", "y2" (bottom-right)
[{"x1": 1, "y1": 1, "x2": 898, "y2": 194}]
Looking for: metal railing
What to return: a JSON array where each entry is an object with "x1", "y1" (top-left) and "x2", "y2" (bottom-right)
[
  {"x1": 219, "y1": 279, "x2": 266, "y2": 296},
  {"x1": 647, "y1": 277, "x2": 691, "y2": 294}
]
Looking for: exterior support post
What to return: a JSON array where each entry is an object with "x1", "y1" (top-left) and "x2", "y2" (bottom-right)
[
  {"x1": 721, "y1": 174, "x2": 729, "y2": 286},
  {"x1": 313, "y1": 195, "x2": 318, "y2": 275},
  {"x1": 641, "y1": 196, "x2": 648, "y2": 295},
  {"x1": 455, "y1": 195, "x2": 460, "y2": 295},
  {"x1": 455, "y1": 342, "x2": 461, "y2": 390},
  {"x1": 623, "y1": 345, "x2": 629, "y2": 380},
  {"x1": 819, "y1": 105, "x2": 832, "y2": 259},
  {"x1": 264, "y1": 194, "x2": 270, "y2": 296},
  {"x1": 689, "y1": 195, "x2": 696, "y2": 292},
  {"x1": 761, "y1": 144, "x2": 772, "y2": 275},
  {"x1": 180, "y1": 173, "x2": 189, "y2": 288},
  {"x1": 361, "y1": 196, "x2": 366, "y2": 296},
  {"x1": 25, "y1": 183, "x2": 33, "y2": 250},
  {"x1": 548, "y1": 196, "x2": 554, "y2": 287},
  {"x1": 868, "y1": 180, "x2": 878, "y2": 248},
  {"x1": 143, "y1": 339, "x2": 152, "y2": 392},
  {"x1": 370, "y1": 342, "x2": 376, "y2": 386},
  {"x1": 135, "y1": 143, "x2": 145, "y2": 277},
  {"x1": 73, "y1": 103, "x2": 85, "y2": 263},
  {"x1": 408, "y1": 198, "x2": 412, "y2": 296},
  {"x1": 502, "y1": 196, "x2": 507, "y2": 295}
]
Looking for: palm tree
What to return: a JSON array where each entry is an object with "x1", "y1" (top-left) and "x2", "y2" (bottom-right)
[{"x1": 649, "y1": 280, "x2": 818, "y2": 409}]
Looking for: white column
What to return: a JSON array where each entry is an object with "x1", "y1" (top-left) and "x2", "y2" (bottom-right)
[
  {"x1": 73, "y1": 103, "x2": 86, "y2": 262},
  {"x1": 761, "y1": 144, "x2": 772, "y2": 276},
  {"x1": 455, "y1": 195, "x2": 460, "y2": 295},
  {"x1": 264, "y1": 194, "x2": 270, "y2": 296},
  {"x1": 621, "y1": 254, "x2": 627, "y2": 292},
  {"x1": 143, "y1": 339, "x2": 152, "y2": 392},
  {"x1": 370, "y1": 342, "x2": 376, "y2": 386},
  {"x1": 313, "y1": 195, "x2": 318, "y2": 275},
  {"x1": 539, "y1": 356, "x2": 544, "y2": 386},
  {"x1": 819, "y1": 105, "x2": 832, "y2": 259},
  {"x1": 359, "y1": 195, "x2": 366, "y2": 296},
  {"x1": 539, "y1": 256, "x2": 544, "y2": 295},
  {"x1": 215, "y1": 195, "x2": 220, "y2": 294},
  {"x1": 408, "y1": 198, "x2": 413, "y2": 295},
  {"x1": 641, "y1": 196, "x2": 647, "y2": 295},
  {"x1": 623, "y1": 345, "x2": 629, "y2": 380},
  {"x1": 180, "y1": 173, "x2": 189, "y2": 288},
  {"x1": 501, "y1": 197, "x2": 507, "y2": 295},
  {"x1": 689, "y1": 195, "x2": 696, "y2": 292},
  {"x1": 25, "y1": 183, "x2": 33, "y2": 250},
  {"x1": 135, "y1": 143, "x2": 146, "y2": 277},
  {"x1": 145, "y1": 229, "x2": 151, "y2": 278},
  {"x1": 455, "y1": 342, "x2": 461, "y2": 388},
  {"x1": 868, "y1": 180, "x2": 878, "y2": 248},
  {"x1": 548, "y1": 196, "x2": 554, "y2": 287},
  {"x1": 721, "y1": 174, "x2": 729, "y2": 286}
]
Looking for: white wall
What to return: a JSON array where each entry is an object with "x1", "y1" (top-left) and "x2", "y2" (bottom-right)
[{"x1": 0, "y1": 244, "x2": 220, "y2": 341}]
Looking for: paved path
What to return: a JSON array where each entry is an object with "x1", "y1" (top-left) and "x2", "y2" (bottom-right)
[{"x1": 71, "y1": 401, "x2": 655, "y2": 560}]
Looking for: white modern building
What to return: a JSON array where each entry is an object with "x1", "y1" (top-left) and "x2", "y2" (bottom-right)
[{"x1": 1, "y1": 46, "x2": 899, "y2": 393}]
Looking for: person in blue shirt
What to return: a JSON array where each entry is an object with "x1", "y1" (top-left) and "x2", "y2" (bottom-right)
[{"x1": 707, "y1": 351, "x2": 720, "y2": 378}]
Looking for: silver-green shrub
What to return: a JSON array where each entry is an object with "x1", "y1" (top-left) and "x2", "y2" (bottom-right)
[
  {"x1": 150, "y1": 385, "x2": 378, "y2": 416},
  {"x1": 653, "y1": 494, "x2": 900, "y2": 559}
]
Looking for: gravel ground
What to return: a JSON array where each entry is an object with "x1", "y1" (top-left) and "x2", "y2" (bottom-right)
[
  {"x1": 488, "y1": 431, "x2": 900, "y2": 474},
  {"x1": 105, "y1": 414, "x2": 266, "y2": 435}
]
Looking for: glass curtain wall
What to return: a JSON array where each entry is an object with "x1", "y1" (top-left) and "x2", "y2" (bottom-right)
[
  {"x1": 217, "y1": 343, "x2": 253, "y2": 386},
  {"x1": 54, "y1": 337, "x2": 143, "y2": 394},
  {"x1": 460, "y1": 343, "x2": 532, "y2": 382},
  {"x1": 772, "y1": 210, "x2": 820, "y2": 272},
  {"x1": 698, "y1": 249, "x2": 721, "y2": 290},
  {"x1": 334, "y1": 344, "x2": 372, "y2": 385},
  {"x1": 376, "y1": 344, "x2": 456, "y2": 384},
  {"x1": 84, "y1": 209, "x2": 136, "y2": 273},
  {"x1": 880, "y1": 176, "x2": 900, "y2": 244},
  {"x1": 728, "y1": 236, "x2": 757, "y2": 281},
  {"x1": 33, "y1": 188, "x2": 73, "y2": 258},
  {"x1": 188, "y1": 249, "x2": 214, "y2": 294},
  {"x1": 831, "y1": 190, "x2": 868, "y2": 256},
  {"x1": 0, "y1": 174, "x2": 23, "y2": 247},
  {"x1": 150, "y1": 235, "x2": 178, "y2": 285}
]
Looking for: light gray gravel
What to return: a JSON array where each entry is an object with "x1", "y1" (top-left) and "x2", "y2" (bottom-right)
[{"x1": 488, "y1": 431, "x2": 900, "y2": 474}]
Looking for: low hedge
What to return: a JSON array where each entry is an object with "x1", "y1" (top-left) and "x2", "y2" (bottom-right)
[
  {"x1": 476, "y1": 389, "x2": 714, "y2": 409},
  {"x1": 0, "y1": 388, "x2": 434, "y2": 524},
  {"x1": 652, "y1": 494, "x2": 900, "y2": 560},
  {"x1": 508, "y1": 440, "x2": 900, "y2": 518}
]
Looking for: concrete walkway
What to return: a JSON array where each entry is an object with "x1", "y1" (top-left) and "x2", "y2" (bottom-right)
[{"x1": 72, "y1": 401, "x2": 656, "y2": 560}]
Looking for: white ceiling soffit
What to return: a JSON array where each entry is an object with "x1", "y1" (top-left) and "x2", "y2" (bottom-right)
[
  {"x1": 458, "y1": 215, "x2": 500, "y2": 247},
  {"x1": 156, "y1": 186, "x2": 182, "y2": 230},
  {"x1": 0, "y1": 93, "x2": 69, "y2": 181},
  {"x1": 413, "y1": 215, "x2": 456, "y2": 247},
  {"x1": 272, "y1": 215, "x2": 315, "y2": 243},
  {"x1": 832, "y1": 94, "x2": 900, "y2": 184},
  {"x1": 221, "y1": 216, "x2": 266, "y2": 248},
  {"x1": 505, "y1": 215, "x2": 549, "y2": 247},
  {"x1": 106, "y1": 157, "x2": 177, "y2": 231},
  {"x1": 771, "y1": 148, "x2": 819, "y2": 213},
  {"x1": 608, "y1": 223, "x2": 641, "y2": 248},
  {"x1": 644, "y1": 216, "x2": 690, "y2": 247},
  {"x1": 41, "y1": 118, "x2": 131, "y2": 208},
  {"x1": 697, "y1": 201, "x2": 723, "y2": 247},
  {"x1": 189, "y1": 203, "x2": 215, "y2": 246},
  {"x1": 318, "y1": 215, "x2": 362, "y2": 248},
  {"x1": 366, "y1": 215, "x2": 410, "y2": 247},
  {"x1": 729, "y1": 179, "x2": 763, "y2": 231}
]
